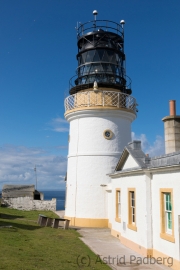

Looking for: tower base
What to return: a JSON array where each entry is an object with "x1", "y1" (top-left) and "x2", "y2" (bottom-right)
[{"x1": 64, "y1": 216, "x2": 108, "y2": 227}]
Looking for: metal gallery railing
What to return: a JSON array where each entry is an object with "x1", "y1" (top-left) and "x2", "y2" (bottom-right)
[
  {"x1": 64, "y1": 90, "x2": 137, "y2": 114},
  {"x1": 77, "y1": 20, "x2": 123, "y2": 39}
]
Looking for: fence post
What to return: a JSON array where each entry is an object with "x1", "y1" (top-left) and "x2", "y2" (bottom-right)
[
  {"x1": 118, "y1": 93, "x2": 120, "y2": 108},
  {"x1": 74, "y1": 94, "x2": 77, "y2": 108},
  {"x1": 88, "y1": 91, "x2": 90, "y2": 107}
]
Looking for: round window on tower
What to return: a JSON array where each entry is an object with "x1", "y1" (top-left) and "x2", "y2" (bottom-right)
[{"x1": 103, "y1": 129, "x2": 113, "y2": 140}]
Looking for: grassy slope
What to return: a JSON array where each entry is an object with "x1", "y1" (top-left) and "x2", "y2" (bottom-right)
[{"x1": 0, "y1": 207, "x2": 110, "y2": 270}]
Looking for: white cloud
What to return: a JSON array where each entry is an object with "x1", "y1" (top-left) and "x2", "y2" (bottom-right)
[
  {"x1": 53, "y1": 127, "x2": 69, "y2": 132},
  {"x1": 132, "y1": 132, "x2": 165, "y2": 157},
  {"x1": 49, "y1": 117, "x2": 69, "y2": 132},
  {"x1": 0, "y1": 145, "x2": 66, "y2": 190}
]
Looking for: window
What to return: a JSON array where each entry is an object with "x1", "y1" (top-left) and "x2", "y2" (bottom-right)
[
  {"x1": 164, "y1": 193, "x2": 172, "y2": 234},
  {"x1": 103, "y1": 129, "x2": 113, "y2": 140},
  {"x1": 115, "y1": 189, "x2": 121, "y2": 222},
  {"x1": 160, "y1": 189, "x2": 174, "y2": 243},
  {"x1": 127, "y1": 188, "x2": 137, "y2": 231},
  {"x1": 130, "y1": 191, "x2": 135, "y2": 224}
]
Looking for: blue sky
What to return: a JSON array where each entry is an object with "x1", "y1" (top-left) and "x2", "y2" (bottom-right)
[{"x1": 0, "y1": 0, "x2": 180, "y2": 190}]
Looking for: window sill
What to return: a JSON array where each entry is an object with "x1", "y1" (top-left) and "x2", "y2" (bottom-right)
[
  {"x1": 160, "y1": 233, "x2": 175, "y2": 243},
  {"x1": 127, "y1": 224, "x2": 137, "y2": 231},
  {"x1": 115, "y1": 217, "x2": 121, "y2": 223}
]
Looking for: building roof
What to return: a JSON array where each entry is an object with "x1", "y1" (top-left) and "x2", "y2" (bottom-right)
[
  {"x1": 113, "y1": 141, "x2": 180, "y2": 175},
  {"x1": 2, "y1": 185, "x2": 35, "y2": 198},
  {"x1": 115, "y1": 141, "x2": 149, "y2": 171},
  {"x1": 150, "y1": 151, "x2": 180, "y2": 168}
]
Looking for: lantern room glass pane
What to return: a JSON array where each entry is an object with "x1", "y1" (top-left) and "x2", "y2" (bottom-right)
[
  {"x1": 111, "y1": 54, "x2": 116, "y2": 64},
  {"x1": 110, "y1": 64, "x2": 116, "y2": 74},
  {"x1": 82, "y1": 52, "x2": 87, "y2": 63},
  {"x1": 79, "y1": 55, "x2": 83, "y2": 65},
  {"x1": 116, "y1": 67, "x2": 120, "y2": 75},
  {"x1": 83, "y1": 64, "x2": 91, "y2": 75},
  {"x1": 81, "y1": 77, "x2": 87, "y2": 84},
  {"x1": 93, "y1": 51, "x2": 100, "y2": 62},
  {"x1": 86, "y1": 50, "x2": 95, "y2": 63},
  {"x1": 81, "y1": 66, "x2": 85, "y2": 75},
  {"x1": 86, "y1": 75, "x2": 96, "y2": 83},
  {"x1": 106, "y1": 64, "x2": 112, "y2": 73},
  {"x1": 89, "y1": 65, "x2": 95, "y2": 73},
  {"x1": 102, "y1": 51, "x2": 109, "y2": 62},
  {"x1": 116, "y1": 54, "x2": 120, "y2": 64},
  {"x1": 98, "y1": 49, "x2": 105, "y2": 60},
  {"x1": 92, "y1": 64, "x2": 103, "y2": 73},
  {"x1": 107, "y1": 50, "x2": 114, "y2": 61}
]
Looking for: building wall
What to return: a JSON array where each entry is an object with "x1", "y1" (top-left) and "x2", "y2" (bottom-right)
[
  {"x1": 67, "y1": 109, "x2": 134, "y2": 156},
  {"x1": 151, "y1": 170, "x2": 180, "y2": 261},
  {"x1": 66, "y1": 154, "x2": 117, "y2": 219},
  {"x1": 65, "y1": 109, "x2": 135, "y2": 225},
  {"x1": 122, "y1": 155, "x2": 139, "y2": 170},
  {"x1": 109, "y1": 168, "x2": 180, "y2": 268},
  {"x1": 3, "y1": 197, "x2": 56, "y2": 211},
  {"x1": 110, "y1": 173, "x2": 150, "y2": 252},
  {"x1": 107, "y1": 190, "x2": 113, "y2": 228}
]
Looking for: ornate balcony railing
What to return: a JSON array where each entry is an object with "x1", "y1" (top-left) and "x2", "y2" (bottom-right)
[{"x1": 64, "y1": 90, "x2": 137, "y2": 114}]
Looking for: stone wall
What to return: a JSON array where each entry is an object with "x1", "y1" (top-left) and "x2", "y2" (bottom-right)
[{"x1": 2, "y1": 197, "x2": 56, "y2": 211}]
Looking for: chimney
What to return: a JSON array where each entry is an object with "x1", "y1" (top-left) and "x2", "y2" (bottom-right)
[
  {"x1": 162, "y1": 100, "x2": 180, "y2": 154},
  {"x1": 169, "y1": 100, "x2": 176, "y2": 116},
  {"x1": 128, "y1": 140, "x2": 141, "y2": 150}
]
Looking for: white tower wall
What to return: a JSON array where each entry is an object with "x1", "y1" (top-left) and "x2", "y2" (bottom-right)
[{"x1": 65, "y1": 109, "x2": 136, "y2": 227}]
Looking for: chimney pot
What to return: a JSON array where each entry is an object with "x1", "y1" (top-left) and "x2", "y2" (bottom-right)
[{"x1": 169, "y1": 100, "x2": 176, "y2": 116}]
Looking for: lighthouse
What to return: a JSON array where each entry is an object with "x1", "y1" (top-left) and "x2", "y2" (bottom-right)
[{"x1": 64, "y1": 11, "x2": 137, "y2": 227}]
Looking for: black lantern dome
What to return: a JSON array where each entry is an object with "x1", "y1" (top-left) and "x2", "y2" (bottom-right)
[{"x1": 69, "y1": 11, "x2": 132, "y2": 95}]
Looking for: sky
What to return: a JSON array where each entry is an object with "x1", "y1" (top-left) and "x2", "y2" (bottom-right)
[{"x1": 0, "y1": 0, "x2": 180, "y2": 190}]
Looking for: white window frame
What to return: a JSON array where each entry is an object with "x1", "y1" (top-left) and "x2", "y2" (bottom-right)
[
  {"x1": 160, "y1": 188, "x2": 174, "y2": 243},
  {"x1": 117, "y1": 191, "x2": 121, "y2": 219},
  {"x1": 130, "y1": 191, "x2": 135, "y2": 224},
  {"x1": 164, "y1": 193, "x2": 172, "y2": 234},
  {"x1": 127, "y1": 188, "x2": 137, "y2": 231},
  {"x1": 115, "y1": 188, "x2": 121, "y2": 223}
]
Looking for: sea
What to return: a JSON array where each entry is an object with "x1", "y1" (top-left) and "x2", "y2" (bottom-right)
[{"x1": 41, "y1": 190, "x2": 65, "y2": 211}]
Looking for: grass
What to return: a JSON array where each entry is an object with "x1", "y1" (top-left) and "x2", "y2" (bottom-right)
[{"x1": 0, "y1": 207, "x2": 110, "y2": 270}]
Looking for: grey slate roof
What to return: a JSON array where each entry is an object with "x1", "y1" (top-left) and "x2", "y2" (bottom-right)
[
  {"x1": 115, "y1": 141, "x2": 180, "y2": 173},
  {"x1": 150, "y1": 151, "x2": 180, "y2": 168},
  {"x1": 116, "y1": 141, "x2": 149, "y2": 171},
  {"x1": 126, "y1": 145, "x2": 149, "y2": 168}
]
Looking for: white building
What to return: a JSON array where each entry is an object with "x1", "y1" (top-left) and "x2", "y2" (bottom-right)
[
  {"x1": 64, "y1": 12, "x2": 180, "y2": 269},
  {"x1": 108, "y1": 101, "x2": 180, "y2": 270}
]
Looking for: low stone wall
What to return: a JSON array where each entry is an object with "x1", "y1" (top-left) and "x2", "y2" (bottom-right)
[{"x1": 2, "y1": 197, "x2": 56, "y2": 211}]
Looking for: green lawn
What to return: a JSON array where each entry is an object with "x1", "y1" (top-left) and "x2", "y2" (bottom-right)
[{"x1": 0, "y1": 207, "x2": 110, "y2": 270}]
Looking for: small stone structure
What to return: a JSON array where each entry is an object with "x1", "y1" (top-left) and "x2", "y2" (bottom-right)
[{"x1": 1, "y1": 185, "x2": 56, "y2": 211}]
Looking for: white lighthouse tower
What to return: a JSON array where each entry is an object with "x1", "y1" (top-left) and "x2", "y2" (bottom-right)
[{"x1": 64, "y1": 11, "x2": 137, "y2": 227}]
